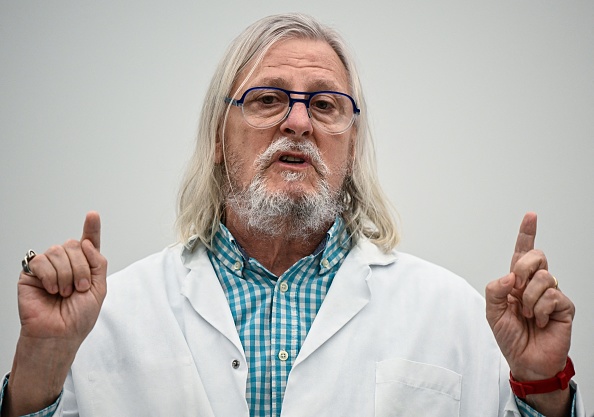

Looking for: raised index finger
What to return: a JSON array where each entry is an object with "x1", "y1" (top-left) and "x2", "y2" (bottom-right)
[
  {"x1": 510, "y1": 212, "x2": 537, "y2": 271},
  {"x1": 81, "y1": 211, "x2": 101, "y2": 251}
]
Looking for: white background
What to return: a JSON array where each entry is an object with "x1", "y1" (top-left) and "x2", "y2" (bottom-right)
[{"x1": 1, "y1": 1, "x2": 592, "y2": 413}]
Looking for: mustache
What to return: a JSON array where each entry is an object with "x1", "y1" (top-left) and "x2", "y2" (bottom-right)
[{"x1": 254, "y1": 137, "x2": 329, "y2": 176}]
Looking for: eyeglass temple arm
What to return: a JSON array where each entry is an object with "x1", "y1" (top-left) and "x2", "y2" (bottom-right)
[{"x1": 224, "y1": 97, "x2": 241, "y2": 106}]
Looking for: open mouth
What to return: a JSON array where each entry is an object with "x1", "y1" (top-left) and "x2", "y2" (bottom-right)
[{"x1": 279, "y1": 155, "x2": 306, "y2": 164}]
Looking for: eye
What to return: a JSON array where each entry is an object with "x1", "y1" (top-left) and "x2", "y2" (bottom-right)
[
  {"x1": 311, "y1": 94, "x2": 338, "y2": 112},
  {"x1": 259, "y1": 94, "x2": 278, "y2": 105},
  {"x1": 246, "y1": 90, "x2": 286, "y2": 107},
  {"x1": 314, "y1": 100, "x2": 331, "y2": 110}
]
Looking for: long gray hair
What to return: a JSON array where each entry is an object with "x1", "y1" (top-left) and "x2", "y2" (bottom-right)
[{"x1": 176, "y1": 13, "x2": 399, "y2": 251}]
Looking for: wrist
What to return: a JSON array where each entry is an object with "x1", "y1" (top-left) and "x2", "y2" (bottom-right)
[
  {"x1": 5, "y1": 337, "x2": 76, "y2": 415},
  {"x1": 14, "y1": 334, "x2": 79, "y2": 376},
  {"x1": 510, "y1": 357, "x2": 575, "y2": 399},
  {"x1": 518, "y1": 385, "x2": 574, "y2": 417}
]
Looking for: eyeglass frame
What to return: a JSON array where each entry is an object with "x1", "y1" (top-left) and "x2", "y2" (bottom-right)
[{"x1": 224, "y1": 86, "x2": 361, "y2": 134}]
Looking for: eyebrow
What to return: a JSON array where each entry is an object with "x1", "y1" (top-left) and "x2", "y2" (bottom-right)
[{"x1": 250, "y1": 77, "x2": 346, "y2": 93}]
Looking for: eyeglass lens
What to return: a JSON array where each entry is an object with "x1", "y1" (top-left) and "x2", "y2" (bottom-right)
[{"x1": 241, "y1": 88, "x2": 355, "y2": 133}]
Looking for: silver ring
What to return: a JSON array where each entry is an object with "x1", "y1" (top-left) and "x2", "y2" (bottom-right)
[{"x1": 22, "y1": 249, "x2": 37, "y2": 275}]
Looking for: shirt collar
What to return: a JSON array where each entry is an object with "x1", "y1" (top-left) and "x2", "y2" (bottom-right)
[{"x1": 209, "y1": 217, "x2": 351, "y2": 277}]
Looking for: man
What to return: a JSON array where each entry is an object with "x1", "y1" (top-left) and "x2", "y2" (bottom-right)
[{"x1": 1, "y1": 13, "x2": 584, "y2": 417}]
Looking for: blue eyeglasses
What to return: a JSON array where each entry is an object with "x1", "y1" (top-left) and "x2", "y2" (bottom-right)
[{"x1": 225, "y1": 86, "x2": 360, "y2": 135}]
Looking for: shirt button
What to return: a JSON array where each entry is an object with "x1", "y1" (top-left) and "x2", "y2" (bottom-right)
[
  {"x1": 231, "y1": 359, "x2": 240, "y2": 369},
  {"x1": 232, "y1": 261, "x2": 242, "y2": 271},
  {"x1": 278, "y1": 350, "x2": 289, "y2": 361},
  {"x1": 321, "y1": 259, "x2": 330, "y2": 268},
  {"x1": 279, "y1": 282, "x2": 289, "y2": 293}
]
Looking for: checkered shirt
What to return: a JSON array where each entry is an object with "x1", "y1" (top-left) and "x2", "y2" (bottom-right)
[{"x1": 208, "y1": 217, "x2": 351, "y2": 417}]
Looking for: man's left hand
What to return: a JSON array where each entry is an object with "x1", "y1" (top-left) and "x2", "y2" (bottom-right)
[{"x1": 485, "y1": 212, "x2": 575, "y2": 414}]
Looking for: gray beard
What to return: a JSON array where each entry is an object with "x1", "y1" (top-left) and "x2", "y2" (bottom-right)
[{"x1": 225, "y1": 137, "x2": 345, "y2": 239}]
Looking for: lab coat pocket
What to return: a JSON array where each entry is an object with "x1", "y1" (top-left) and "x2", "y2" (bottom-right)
[{"x1": 375, "y1": 358, "x2": 461, "y2": 417}]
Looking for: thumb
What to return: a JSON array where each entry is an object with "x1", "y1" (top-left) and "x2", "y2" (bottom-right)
[
  {"x1": 81, "y1": 238, "x2": 106, "y2": 269},
  {"x1": 485, "y1": 273, "x2": 516, "y2": 325},
  {"x1": 81, "y1": 211, "x2": 101, "y2": 251},
  {"x1": 80, "y1": 212, "x2": 107, "y2": 282},
  {"x1": 79, "y1": 240, "x2": 108, "y2": 308}
]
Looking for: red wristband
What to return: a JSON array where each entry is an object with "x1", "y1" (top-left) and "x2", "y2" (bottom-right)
[{"x1": 509, "y1": 357, "x2": 575, "y2": 399}]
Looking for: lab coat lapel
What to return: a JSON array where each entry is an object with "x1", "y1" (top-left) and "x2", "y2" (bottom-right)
[
  {"x1": 180, "y1": 245, "x2": 244, "y2": 355},
  {"x1": 294, "y1": 239, "x2": 396, "y2": 366}
]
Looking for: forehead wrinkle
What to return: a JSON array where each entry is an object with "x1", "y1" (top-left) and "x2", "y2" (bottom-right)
[{"x1": 261, "y1": 60, "x2": 347, "y2": 88}]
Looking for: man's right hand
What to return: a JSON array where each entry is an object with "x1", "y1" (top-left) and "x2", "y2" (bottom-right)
[{"x1": 2, "y1": 212, "x2": 108, "y2": 417}]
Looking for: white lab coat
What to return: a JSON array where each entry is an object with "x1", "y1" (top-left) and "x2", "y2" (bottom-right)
[{"x1": 52, "y1": 238, "x2": 584, "y2": 416}]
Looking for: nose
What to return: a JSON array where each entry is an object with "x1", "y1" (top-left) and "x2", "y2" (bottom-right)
[{"x1": 280, "y1": 102, "x2": 313, "y2": 138}]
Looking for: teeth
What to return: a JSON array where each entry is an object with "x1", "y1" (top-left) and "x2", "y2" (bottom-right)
[{"x1": 280, "y1": 155, "x2": 304, "y2": 163}]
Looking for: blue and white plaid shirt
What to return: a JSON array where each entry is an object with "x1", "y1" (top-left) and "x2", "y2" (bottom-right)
[{"x1": 208, "y1": 217, "x2": 351, "y2": 416}]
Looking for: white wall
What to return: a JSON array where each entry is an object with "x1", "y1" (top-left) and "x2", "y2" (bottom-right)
[{"x1": 1, "y1": 1, "x2": 592, "y2": 412}]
